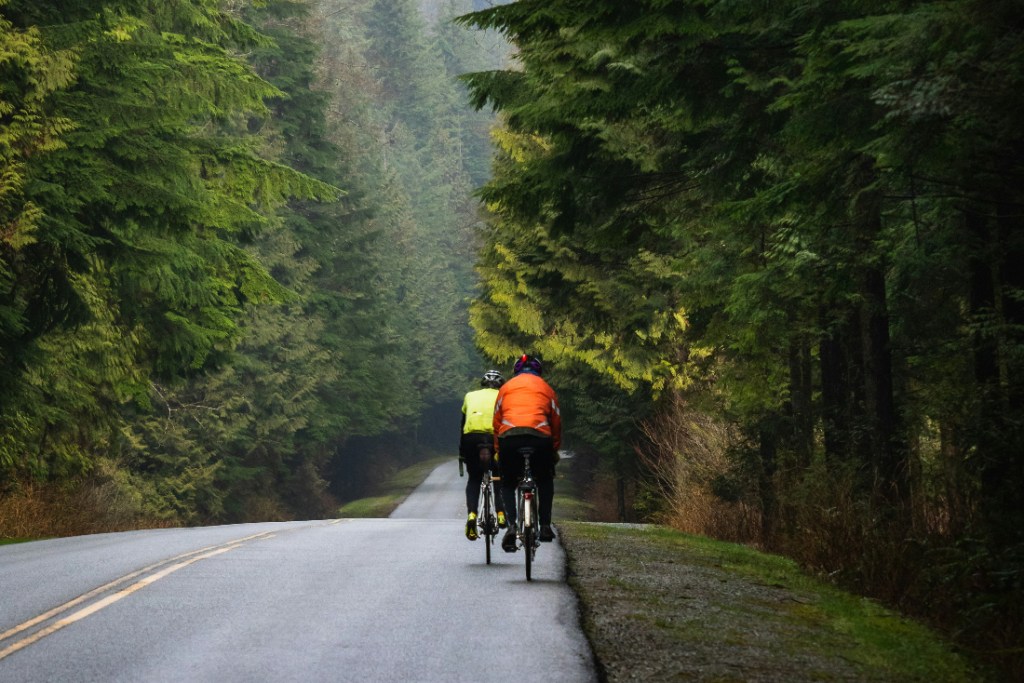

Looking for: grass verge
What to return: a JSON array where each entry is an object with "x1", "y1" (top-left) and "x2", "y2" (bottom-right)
[{"x1": 559, "y1": 522, "x2": 984, "y2": 682}]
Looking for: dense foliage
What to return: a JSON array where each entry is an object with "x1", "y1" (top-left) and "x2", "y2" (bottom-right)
[
  {"x1": 459, "y1": 0, "x2": 1023, "y2": 676},
  {"x1": 4, "y1": 0, "x2": 1019, "y2": 674},
  {"x1": 1, "y1": 0, "x2": 493, "y2": 523}
]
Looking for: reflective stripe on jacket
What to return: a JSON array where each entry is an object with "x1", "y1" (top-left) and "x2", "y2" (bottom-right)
[
  {"x1": 492, "y1": 372, "x2": 561, "y2": 450},
  {"x1": 462, "y1": 387, "x2": 498, "y2": 434}
]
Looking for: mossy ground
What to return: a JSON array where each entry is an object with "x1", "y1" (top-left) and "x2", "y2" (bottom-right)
[{"x1": 559, "y1": 522, "x2": 981, "y2": 682}]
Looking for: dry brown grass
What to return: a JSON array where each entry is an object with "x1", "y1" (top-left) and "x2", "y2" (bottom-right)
[
  {"x1": 636, "y1": 396, "x2": 922, "y2": 599},
  {"x1": 637, "y1": 393, "x2": 762, "y2": 543},
  {"x1": 0, "y1": 479, "x2": 173, "y2": 539}
]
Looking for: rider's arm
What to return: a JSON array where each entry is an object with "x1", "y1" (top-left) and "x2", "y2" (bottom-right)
[
  {"x1": 459, "y1": 395, "x2": 468, "y2": 469},
  {"x1": 549, "y1": 388, "x2": 562, "y2": 452},
  {"x1": 492, "y1": 389, "x2": 504, "y2": 453},
  {"x1": 460, "y1": 392, "x2": 469, "y2": 446}
]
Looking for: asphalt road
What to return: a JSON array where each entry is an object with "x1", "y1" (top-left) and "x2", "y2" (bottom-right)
[{"x1": 0, "y1": 462, "x2": 596, "y2": 682}]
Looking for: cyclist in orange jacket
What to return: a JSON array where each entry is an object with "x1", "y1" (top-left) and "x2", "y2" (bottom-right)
[
  {"x1": 493, "y1": 354, "x2": 561, "y2": 552},
  {"x1": 460, "y1": 369, "x2": 507, "y2": 540}
]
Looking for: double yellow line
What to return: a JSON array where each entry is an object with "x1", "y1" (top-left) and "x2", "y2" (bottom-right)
[{"x1": 0, "y1": 530, "x2": 275, "y2": 661}]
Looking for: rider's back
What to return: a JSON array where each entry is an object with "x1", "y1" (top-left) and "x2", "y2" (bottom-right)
[
  {"x1": 462, "y1": 387, "x2": 498, "y2": 433},
  {"x1": 493, "y1": 373, "x2": 561, "y2": 448}
]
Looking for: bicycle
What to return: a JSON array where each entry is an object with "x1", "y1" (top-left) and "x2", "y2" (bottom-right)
[
  {"x1": 514, "y1": 446, "x2": 540, "y2": 581},
  {"x1": 476, "y1": 442, "x2": 501, "y2": 564}
]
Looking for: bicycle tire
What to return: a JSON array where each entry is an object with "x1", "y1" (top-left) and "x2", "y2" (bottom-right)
[
  {"x1": 483, "y1": 480, "x2": 493, "y2": 565},
  {"x1": 532, "y1": 497, "x2": 539, "y2": 553},
  {"x1": 523, "y1": 492, "x2": 535, "y2": 581}
]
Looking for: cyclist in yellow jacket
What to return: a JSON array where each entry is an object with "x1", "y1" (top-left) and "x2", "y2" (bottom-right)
[{"x1": 460, "y1": 370, "x2": 506, "y2": 540}]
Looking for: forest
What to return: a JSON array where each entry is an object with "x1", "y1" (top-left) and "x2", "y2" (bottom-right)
[
  {"x1": 458, "y1": 0, "x2": 1022, "y2": 677},
  {"x1": 0, "y1": 0, "x2": 502, "y2": 523},
  {"x1": 2, "y1": 0, "x2": 1022, "y2": 677}
]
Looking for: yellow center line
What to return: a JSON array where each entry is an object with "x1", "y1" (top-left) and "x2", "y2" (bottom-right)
[{"x1": 0, "y1": 531, "x2": 274, "y2": 661}]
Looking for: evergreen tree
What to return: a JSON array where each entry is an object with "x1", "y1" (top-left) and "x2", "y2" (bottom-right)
[
  {"x1": 1, "y1": 0, "x2": 333, "y2": 483},
  {"x1": 0, "y1": 3, "x2": 78, "y2": 473},
  {"x1": 459, "y1": 0, "x2": 1024, "y2": 672}
]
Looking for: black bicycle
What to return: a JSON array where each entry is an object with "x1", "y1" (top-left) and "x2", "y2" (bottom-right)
[
  {"x1": 514, "y1": 446, "x2": 540, "y2": 580},
  {"x1": 476, "y1": 442, "x2": 500, "y2": 564}
]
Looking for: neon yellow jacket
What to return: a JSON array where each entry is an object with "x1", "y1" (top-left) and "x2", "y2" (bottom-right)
[{"x1": 462, "y1": 387, "x2": 499, "y2": 434}]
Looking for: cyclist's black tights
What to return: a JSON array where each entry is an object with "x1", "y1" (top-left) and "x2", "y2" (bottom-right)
[
  {"x1": 497, "y1": 434, "x2": 555, "y2": 528},
  {"x1": 460, "y1": 432, "x2": 503, "y2": 515}
]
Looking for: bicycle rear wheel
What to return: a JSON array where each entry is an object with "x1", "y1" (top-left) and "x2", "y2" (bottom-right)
[
  {"x1": 482, "y1": 481, "x2": 494, "y2": 565},
  {"x1": 523, "y1": 492, "x2": 536, "y2": 581}
]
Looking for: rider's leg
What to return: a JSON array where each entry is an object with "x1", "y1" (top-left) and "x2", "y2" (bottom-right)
[
  {"x1": 465, "y1": 473, "x2": 482, "y2": 513},
  {"x1": 461, "y1": 434, "x2": 489, "y2": 541},
  {"x1": 538, "y1": 475, "x2": 554, "y2": 526},
  {"x1": 498, "y1": 463, "x2": 518, "y2": 529},
  {"x1": 460, "y1": 433, "x2": 488, "y2": 514},
  {"x1": 527, "y1": 442, "x2": 555, "y2": 541},
  {"x1": 533, "y1": 444, "x2": 555, "y2": 526},
  {"x1": 499, "y1": 472, "x2": 519, "y2": 552},
  {"x1": 537, "y1": 470, "x2": 555, "y2": 541},
  {"x1": 496, "y1": 437, "x2": 523, "y2": 551}
]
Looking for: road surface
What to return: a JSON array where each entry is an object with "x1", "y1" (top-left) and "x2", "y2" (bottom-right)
[{"x1": 0, "y1": 462, "x2": 595, "y2": 682}]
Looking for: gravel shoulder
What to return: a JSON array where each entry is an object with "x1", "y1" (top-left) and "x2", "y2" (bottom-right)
[{"x1": 556, "y1": 522, "x2": 982, "y2": 683}]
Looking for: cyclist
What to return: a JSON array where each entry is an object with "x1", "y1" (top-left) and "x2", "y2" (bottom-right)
[
  {"x1": 460, "y1": 369, "x2": 507, "y2": 540},
  {"x1": 493, "y1": 354, "x2": 561, "y2": 552}
]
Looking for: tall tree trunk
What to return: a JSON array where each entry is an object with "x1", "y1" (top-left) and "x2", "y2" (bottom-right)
[
  {"x1": 969, "y1": 196, "x2": 1024, "y2": 543},
  {"x1": 996, "y1": 196, "x2": 1024, "y2": 405},
  {"x1": 938, "y1": 419, "x2": 966, "y2": 535},
  {"x1": 859, "y1": 260, "x2": 904, "y2": 500},
  {"x1": 967, "y1": 208, "x2": 998, "y2": 394},
  {"x1": 820, "y1": 304, "x2": 866, "y2": 468},
  {"x1": 819, "y1": 307, "x2": 850, "y2": 462},
  {"x1": 965, "y1": 206, "x2": 1003, "y2": 537},
  {"x1": 852, "y1": 163, "x2": 906, "y2": 503},
  {"x1": 995, "y1": 197, "x2": 1024, "y2": 541}
]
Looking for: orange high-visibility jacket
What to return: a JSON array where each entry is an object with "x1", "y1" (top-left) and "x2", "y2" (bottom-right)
[{"x1": 492, "y1": 372, "x2": 561, "y2": 450}]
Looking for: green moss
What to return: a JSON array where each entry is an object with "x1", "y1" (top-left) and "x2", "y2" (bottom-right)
[{"x1": 606, "y1": 576, "x2": 632, "y2": 590}]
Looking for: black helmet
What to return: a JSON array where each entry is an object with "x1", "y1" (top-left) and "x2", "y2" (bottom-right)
[{"x1": 481, "y1": 369, "x2": 505, "y2": 388}]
